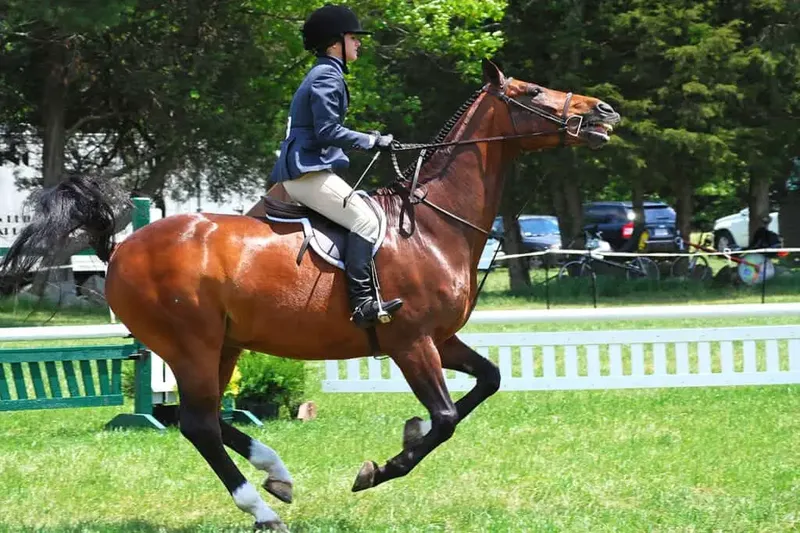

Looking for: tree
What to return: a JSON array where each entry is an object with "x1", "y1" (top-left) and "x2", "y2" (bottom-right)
[
  {"x1": 0, "y1": 0, "x2": 508, "y2": 202},
  {"x1": 495, "y1": 0, "x2": 800, "y2": 247},
  {"x1": 0, "y1": 0, "x2": 138, "y2": 186},
  {"x1": 711, "y1": 0, "x2": 800, "y2": 239}
]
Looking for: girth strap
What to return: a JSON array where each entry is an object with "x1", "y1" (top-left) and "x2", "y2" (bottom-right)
[
  {"x1": 366, "y1": 327, "x2": 381, "y2": 357},
  {"x1": 296, "y1": 233, "x2": 312, "y2": 265}
]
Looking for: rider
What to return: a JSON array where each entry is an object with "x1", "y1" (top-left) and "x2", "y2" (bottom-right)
[
  {"x1": 750, "y1": 214, "x2": 782, "y2": 252},
  {"x1": 270, "y1": 4, "x2": 403, "y2": 328}
]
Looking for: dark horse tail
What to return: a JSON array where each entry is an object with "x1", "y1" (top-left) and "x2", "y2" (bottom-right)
[{"x1": 0, "y1": 176, "x2": 119, "y2": 289}]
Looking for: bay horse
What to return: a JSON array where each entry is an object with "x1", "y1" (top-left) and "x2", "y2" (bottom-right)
[{"x1": 0, "y1": 59, "x2": 619, "y2": 531}]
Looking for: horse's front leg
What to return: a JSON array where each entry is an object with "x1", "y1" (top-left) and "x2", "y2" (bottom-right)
[
  {"x1": 352, "y1": 336, "x2": 458, "y2": 491},
  {"x1": 402, "y1": 334, "x2": 501, "y2": 448}
]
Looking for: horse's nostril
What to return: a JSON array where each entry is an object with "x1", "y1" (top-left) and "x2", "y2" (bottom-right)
[{"x1": 597, "y1": 102, "x2": 615, "y2": 115}]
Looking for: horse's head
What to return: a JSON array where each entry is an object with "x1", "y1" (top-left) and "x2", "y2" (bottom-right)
[{"x1": 482, "y1": 59, "x2": 620, "y2": 151}]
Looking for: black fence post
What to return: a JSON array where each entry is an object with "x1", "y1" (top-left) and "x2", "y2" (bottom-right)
[{"x1": 544, "y1": 254, "x2": 551, "y2": 309}]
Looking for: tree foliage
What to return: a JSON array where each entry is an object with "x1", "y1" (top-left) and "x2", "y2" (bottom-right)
[
  {"x1": 0, "y1": 0, "x2": 506, "y2": 200},
  {"x1": 490, "y1": 0, "x2": 798, "y2": 246},
  {"x1": 0, "y1": 0, "x2": 797, "y2": 248}
]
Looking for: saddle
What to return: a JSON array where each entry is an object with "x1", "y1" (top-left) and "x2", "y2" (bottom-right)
[{"x1": 259, "y1": 191, "x2": 387, "y2": 269}]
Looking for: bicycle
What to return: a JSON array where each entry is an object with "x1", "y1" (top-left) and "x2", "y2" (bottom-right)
[
  {"x1": 669, "y1": 233, "x2": 712, "y2": 281},
  {"x1": 557, "y1": 228, "x2": 660, "y2": 281}
]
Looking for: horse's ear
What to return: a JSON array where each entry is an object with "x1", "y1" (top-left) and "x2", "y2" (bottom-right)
[{"x1": 482, "y1": 58, "x2": 505, "y2": 87}]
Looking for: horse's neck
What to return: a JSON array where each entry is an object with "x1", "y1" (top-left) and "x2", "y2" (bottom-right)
[{"x1": 420, "y1": 95, "x2": 512, "y2": 237}]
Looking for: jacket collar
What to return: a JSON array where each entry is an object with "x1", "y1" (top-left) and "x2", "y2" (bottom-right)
[{"x1": 315, "y1": 55, "x2": 345, "y2": 74}]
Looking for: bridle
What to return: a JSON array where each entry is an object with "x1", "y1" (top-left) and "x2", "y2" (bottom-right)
[
  {"x1": 358, "y1": 77, "x2": 586, "y2": 236},
  {"x1": 388, "y1": 78, "x2": 584, "y2": 161}
]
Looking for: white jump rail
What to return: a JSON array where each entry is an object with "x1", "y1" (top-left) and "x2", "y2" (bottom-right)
[
  {"x1": 0, "y1": 324, "x2": 129, "y2": 341},
  {"x1": 467, "y1": 302, "x2": 800, "y2": 324}
]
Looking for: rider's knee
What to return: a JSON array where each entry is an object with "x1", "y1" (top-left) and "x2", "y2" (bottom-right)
[{"x1": 350, "y1": 212, "x2": 380, "y2": 243}]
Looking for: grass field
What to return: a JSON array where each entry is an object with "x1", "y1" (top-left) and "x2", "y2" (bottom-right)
[
  {"x1": 1, "y1": 385, "x2": 799, "y2": 532},
  {"x1": 476, "y1": 265, "x2": 800, "y2": 309},
  {"x1": 1, "y1": 275, "x2": 800, "y2": 532}
]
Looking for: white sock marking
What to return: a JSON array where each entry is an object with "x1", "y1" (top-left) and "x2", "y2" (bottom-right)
[
  {"x1": 250, "y1": 440, "x2": 293, "y2": 484},
  {"x1": 232, "y1": 482, "x2": 280, "y2": 523},
  {"x1": 419, "y1": 419, "x2": 432, "y2": 437}
]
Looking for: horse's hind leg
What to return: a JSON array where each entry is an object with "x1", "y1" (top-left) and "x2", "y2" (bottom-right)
[
  {"x1": 217, "y1": 346, "x2": 294, "y2": 504},
  {"x1": 352, "y1": 336, "x2": 458, "y2": 491},
  {"x1": 403, "y1": 334, "x2": 501, "y2": 448},
  {"x1": 171, "y1": 345, "x2": 288, "y2": 532}
]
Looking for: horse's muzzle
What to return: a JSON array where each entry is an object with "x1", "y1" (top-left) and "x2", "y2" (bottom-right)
[{"x1": 580, "y1": 103, "x2": 620, "y2": 149}]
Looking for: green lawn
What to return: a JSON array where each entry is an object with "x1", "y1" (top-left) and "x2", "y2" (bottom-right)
[
  {"x1": 0, "y1": 298, "x2": 112, "y2": 328},
  {"x1": 1, "y1": 386, "x2": 799, "y2": 532},
  {"x1": 476, "y1": 265, "x2": 800, "y2": 309},
  {"x1": 1, "y1": 280, "x2": 800, "y2": 532}
]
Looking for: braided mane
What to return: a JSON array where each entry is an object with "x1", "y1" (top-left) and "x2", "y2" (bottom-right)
[
  {"x1": 372, "y1": 87, "x2": 484, "y2": 199},
  {"x1": 399, "y1": 88, "x2": 484, "y2": 180}
]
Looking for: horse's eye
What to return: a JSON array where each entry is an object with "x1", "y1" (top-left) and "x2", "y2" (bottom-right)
[{"x1": 530, "y1": 87, "x2": 542, "y2": 100}]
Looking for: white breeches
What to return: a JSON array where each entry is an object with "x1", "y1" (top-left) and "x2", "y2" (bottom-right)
[{"x1": 282, "y1": 170, "x2": 380, "y2": 243}]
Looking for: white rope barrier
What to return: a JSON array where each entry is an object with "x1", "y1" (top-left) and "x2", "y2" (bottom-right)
[{"x1": 494, "y1": 247, "x2": 800, "y2": 261}]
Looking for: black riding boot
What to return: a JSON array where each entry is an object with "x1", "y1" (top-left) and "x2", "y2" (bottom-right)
[{"x1": 345, "y1": 232, "x2": 403, "y2": 328}]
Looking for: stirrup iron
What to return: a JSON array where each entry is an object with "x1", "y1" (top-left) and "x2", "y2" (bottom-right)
[{"x1": 377, "y1": 307, "x2": 392, "y2": 324}]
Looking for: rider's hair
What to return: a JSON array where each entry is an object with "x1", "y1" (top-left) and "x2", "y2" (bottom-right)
[{"x1": 316, "y1": 36, "x2": 341, "y2": 56}]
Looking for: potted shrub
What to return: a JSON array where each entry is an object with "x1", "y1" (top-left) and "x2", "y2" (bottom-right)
[
  {"x1": 221, "y1": 365, "x2": 242, "y2": 413},
  {"x1": 234, "y1": 351, "x2": 306, "y2": 420}
]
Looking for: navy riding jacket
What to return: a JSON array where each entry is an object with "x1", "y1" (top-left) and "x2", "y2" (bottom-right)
[{"x1": 270, "y1": 56, "x2": 375, "y2": 183}]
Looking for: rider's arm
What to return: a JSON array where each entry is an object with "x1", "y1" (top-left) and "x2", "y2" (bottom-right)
[{"x1": 310, "y1": 69, "x2": 376, "y2": 150}]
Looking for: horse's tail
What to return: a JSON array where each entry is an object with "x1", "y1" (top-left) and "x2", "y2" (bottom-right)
[{"x1": 0, "y1": 176, "x2": 120, "y2": 289}]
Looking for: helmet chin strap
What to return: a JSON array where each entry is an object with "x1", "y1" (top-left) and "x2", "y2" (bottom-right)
[{"x1": 340, "y1": 34, "x2": 348, "y2": 74}]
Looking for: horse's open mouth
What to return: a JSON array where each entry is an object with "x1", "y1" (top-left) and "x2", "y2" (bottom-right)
[{"x1": 581, "y1": 121, "x2": 616, "y2": 149}]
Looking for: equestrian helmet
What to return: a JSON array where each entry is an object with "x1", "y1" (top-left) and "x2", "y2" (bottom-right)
[{"x1": 301, "y1": 4, "x2": 371, "y2": 52}]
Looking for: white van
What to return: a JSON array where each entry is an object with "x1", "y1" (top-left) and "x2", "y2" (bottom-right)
[{"x1": 713, "y1": 207, "x2": 779, "y2": 250}]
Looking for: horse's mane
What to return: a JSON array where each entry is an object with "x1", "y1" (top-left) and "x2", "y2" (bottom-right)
[
  {"x1": 373, "y1": 88, "x2": 483, "y2": 197},
  {"x1": 400, "y1": 88, "x2": 484, "y2": 180}
]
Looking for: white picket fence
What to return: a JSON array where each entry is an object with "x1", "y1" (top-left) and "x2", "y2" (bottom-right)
[
  {"x1": 2, "y1": 303, "x2": 800, "y2": 399},
  {"x1": 322, "y1": 325, "x2": 800, "y2": 392},
  {"x1": 322, "y1": 303, "x2": 800, "y2": 393}
]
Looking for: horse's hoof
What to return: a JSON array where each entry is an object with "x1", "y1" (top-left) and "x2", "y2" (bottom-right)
[
  {"x1": 351, "y1": 460, "x2": 378, "y2": 492},
  {"x1": 264, "y1": 478, "x2": 293, "y2": 504},
  {"x1": 403, "y1": 416, "x2": 430, "y2": 449},
  {"x1": 253, "y1": 519, "x2": 290, "y2": 532}
]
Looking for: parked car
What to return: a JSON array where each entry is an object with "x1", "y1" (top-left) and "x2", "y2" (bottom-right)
[
  {"x1": 713, "y1": 208, "x2": 779, "y2": 250},
  {"x1": 582, "y1": 201, "x2": 677, "y2": 251},
  {"x1": 491, "y1": 215, "x2": 562, "y2": 267}
]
